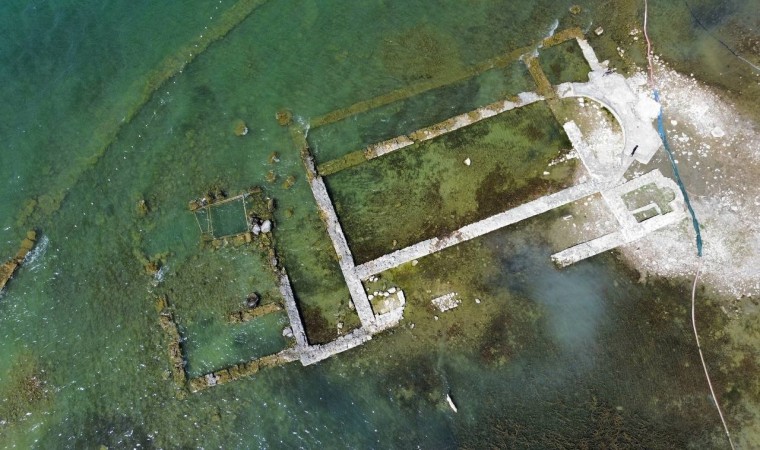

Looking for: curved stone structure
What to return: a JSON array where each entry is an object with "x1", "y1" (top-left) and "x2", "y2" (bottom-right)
[{"x1": 555, "y1": 38, "x2": 662, "y2": 181}]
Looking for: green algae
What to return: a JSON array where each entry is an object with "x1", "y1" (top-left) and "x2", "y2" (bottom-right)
[
  {"x1": 380, "y1": 24, "x2": 464, "y2": 83},
  {"x1": 538, "y1": 39, "x2": 592, "y2": 85},
  {"x1": 0, "y1": 354, "x2": 51, "y2": 428},
  {"x1": 207, "y1": 200, "x2": 248, "y2": 237}
]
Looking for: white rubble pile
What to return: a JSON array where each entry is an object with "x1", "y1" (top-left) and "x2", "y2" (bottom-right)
[
  {"x1": 577, "y1": 58, "x2": 760, "y2": 298},
  {"x1": 432, "y1": 292, "x2": 461, "y2": 312}
]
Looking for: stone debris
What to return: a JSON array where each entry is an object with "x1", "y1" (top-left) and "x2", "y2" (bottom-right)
[
  {"x1": 371, "y1": 288, "x2": 405, "y2": 315},
  {"x1": 432, "y1": 292, "x2": 461, "y2": 312}
]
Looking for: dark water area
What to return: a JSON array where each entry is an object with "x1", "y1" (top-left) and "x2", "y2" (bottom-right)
[{"x1": 1, "y1": 0, "x2": 759, "y2": 447}]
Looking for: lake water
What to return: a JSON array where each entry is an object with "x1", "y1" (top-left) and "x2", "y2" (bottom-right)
[{"x1": 1, "y1": 0, "x2": 759, "y2": 447}]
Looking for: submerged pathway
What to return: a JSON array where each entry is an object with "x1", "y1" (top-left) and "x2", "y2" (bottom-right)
[
  {"x1": 355, "y1": 182, "x2": 602, "y2": 279},
  {"x1": 278, "y1": 273, "x2": 308, "y2": 349},
  {"x1": 300, "y1": 143, "x2": 377, "y2": 329}
]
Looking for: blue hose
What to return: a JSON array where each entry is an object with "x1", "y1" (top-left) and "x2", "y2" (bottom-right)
[{"x1": 653, "y1": 89, "x2": 703, "y2": 257}]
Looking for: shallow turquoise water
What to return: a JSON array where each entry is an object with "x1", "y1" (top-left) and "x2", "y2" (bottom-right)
[{"x1": 1, "y1": 0, "x2": 758, "y2": 447}]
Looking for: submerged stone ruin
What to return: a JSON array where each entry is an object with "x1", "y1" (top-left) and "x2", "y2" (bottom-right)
[{"x1": 156, "y1": 27, "x2": 686, "y2": 392}]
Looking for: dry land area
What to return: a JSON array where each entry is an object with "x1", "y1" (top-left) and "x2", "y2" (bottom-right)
[{"x1": 562, "y1": 57, "x2": 760, "y2": 300}]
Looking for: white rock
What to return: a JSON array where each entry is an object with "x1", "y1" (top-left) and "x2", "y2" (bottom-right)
[
  {"x1": 337, "y1": 321, "x2": 343, "y2": 329},
  {"x1": 711, "y1": 127, "x2": 725, "y2": 138},
  {"x1": 282, "y1": 327, "x2": 293, "y2": 338},
  {"x1": 543, "y1": 171, "x2": 550, "y2": 176},
  {"x1": 412, "y1": 260, "x2": 418, "y2": 266},
  {"x1": 260, "y1": 220, "x2": 272, "y2": 233},
  {"x1": 670, "y1": 120, "x2": 678, "y2": 126},
  {"x1": 368, "y1": 294, "x2": 374, "y2": 300},
  {"x1": 432, "y1": 292, "x2": 461, "y2": 312},
  {"x1": 464, "y1": 158, "x2": 471, "y2": 166},
  {"x1": 595, "y1": 26, "x2": 604, "y2": 36},
  {"x1": 388, "y1": 287, "x2": 397, "y2": 294},
  {"x1": 251, "y1": 224, "x2": 261, "y2": 235},
  {"x1": 475, "y1": 298, "x2": 481, "y2": 304}
]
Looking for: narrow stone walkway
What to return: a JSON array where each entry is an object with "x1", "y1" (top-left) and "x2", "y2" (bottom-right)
[
  {"x1": 302, "y1": 151, "x2": 377, "y2": 328},
  {"x1": 278, "y1": 273, "x2": 308, "y2": 349},
  {"x1": 355, "y1": 181, "x2": 602, "y2": 279},
  {"x1": 318, "y1": 92, "x2": 543, "y2": 176},
  {"x1": 300, "y1": 329, "x2": 372, "y2": 366}
]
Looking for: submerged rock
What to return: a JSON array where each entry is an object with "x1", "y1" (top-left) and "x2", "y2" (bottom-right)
[
  {"x1": 136, "y1": 199, "x2": 150, "y2": 217},
  {"x1": 276, "y1": 109, "x2": 293, "y2": 126},
  {"x1": 282, "y1": 175, "x2": 296, "y2": 190},
  {"x1": 432, "y1": 292, "x2": 461, "y2": 312},
  {"x1": 233, "y1": 119, "x2": 249, "y2": 136},
  {"x1": 246, "y1": 293, "x2": 261, "y2": 308}
]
